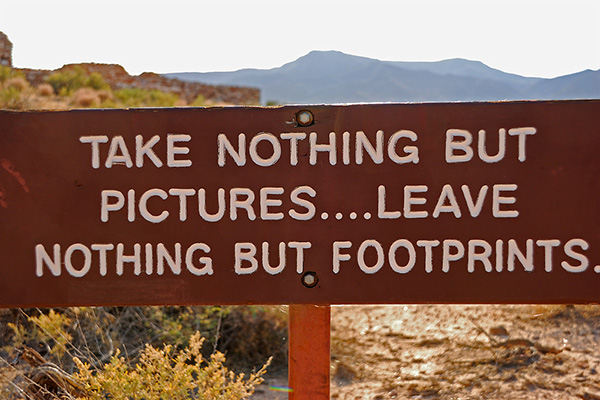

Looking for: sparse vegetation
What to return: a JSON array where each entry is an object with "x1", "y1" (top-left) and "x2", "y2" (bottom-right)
[
  {"x1": 0, "y1": 306, "x2": 286, "y2": 399},
  {"x1": 0, "y1": 66, "x2": 205, "y2": 110}
]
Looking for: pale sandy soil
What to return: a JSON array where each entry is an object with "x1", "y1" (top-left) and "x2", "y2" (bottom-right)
[{"x1": 254, "y1": 305, "x2": 600, "y2": 400}]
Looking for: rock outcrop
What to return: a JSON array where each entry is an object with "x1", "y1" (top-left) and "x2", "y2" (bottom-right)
[
  {"x1": 0, "y1": 31, "x2": 12, "y2": 67},
  {"x1": 21, "y1": 63, "x2": 260, "y2": 105}
]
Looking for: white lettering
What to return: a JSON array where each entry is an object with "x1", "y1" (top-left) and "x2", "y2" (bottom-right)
[
  {"x1": 186, "y1": 243, "x2": 213, "y2": 275},
  {"x1": 432, "y1": 184, "x2": 462, "y2": 218},
  {"x1": 356, "y1": 130, "x2": 384, "y2": 165},
  {"x1": 79, "y1": 135, "x2": 109, "y2": 169},
  {"x1": 35, "y1": 244, "x2": 61, "y2": 277},
  {"x1": 446, "y1": 129, "x2": 473, "y2": 163},
  {"x1": 442, "y1": 239, "x2": 464, "y2": 272},
  {"x1": 249, "y1": 133, "x2": 281, "y2": 166},
  {"x1": 389, "y1": 239, "x2": 416, "y2": 274},
  {"x1": 262, "y1": 242, "x2": 286, "y2": 275},
  {"x1": 357, "y1": 240, "x2": 385, "y2": 274},
  {"x1": 234, "y1": 242, "x2": 258, "y2": 275},
  {"x1": 378, "y1": 185, "x2": 401, "y2": 219},
  {"x1": 229, "y1": 188, "x2": 256, "y2": 221},
  {"x1": 260, "y1": 187, "x2": 284, "y2": 220},
  {"x1": 333, "y1": 241, "x2": 352, "y2": 274},
  {"x1": 493, "y1": 184, "x2": 519, "y2": 218},
  {"x1": 105, "y1": 136, "x2": 133, "y2": 168},
  {"x1": 508, "y1": 127, "x2": 536, "y2": 162},
  {"x1": 139, "y1": 189, "x2": 169, "y2": 223},
  {"x1": 467, "y1": 239, "x2": 492, "y2": 272},
  {"x1": 536, "y1": 239, "x2": 560, "y2": 272},
  {"x1": 388, "y1": 130, "x2": 419, "y2": 164},
  {"x1": 101, "y1": 190, "x2": 125, "y2": 222},
  {"x1": 310, "y1": 132, "x2": 336, "y2": 165},
  {"x1": 404, "y1": 185, "x2": 428, "y2": 218},
  {"x1": 280, "y1": 132, "x2": 306, "y2": 166},
  {"x1": 135, "y1": 135, "x2": 163, "y2": 167},
  {"x1": 561, "y1": 239, "x2": 589, "y2": 273},
  {"x1": 167, "y1": 134, "x2": 192, "y2": 167},
  {"x1": 288, "y1": 241, "x2": 311, "y2": 273},
  {"x1": 508, "y1": 239, "x2": 533, "y2": 272}
]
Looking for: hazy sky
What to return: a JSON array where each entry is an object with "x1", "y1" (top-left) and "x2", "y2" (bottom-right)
[{"x1": 1, "y1": 0, "x2": 598, "y2": 78}]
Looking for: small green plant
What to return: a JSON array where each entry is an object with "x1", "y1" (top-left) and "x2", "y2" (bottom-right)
[{"x1": 74, "y1": 332, "x2": 270, "y2": 400}]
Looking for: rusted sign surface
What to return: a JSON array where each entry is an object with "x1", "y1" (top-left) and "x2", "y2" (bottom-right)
[{"x1": 0, "y1": 101, "x2": 598, "y2": 307}]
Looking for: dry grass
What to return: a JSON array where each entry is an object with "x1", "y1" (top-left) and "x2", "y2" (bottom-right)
[
  {"x1": 4, "y1": 77, "x2": 29, "y2": 91},
  {"x1": 36, "y1": 83, "x2": 54, "y2": 97},
  {"x1": 96, "y1": 89, "x2": 112, "y2": 102},
  {"x1": 72, "y1": 88, "x2": 100, "y2": 108}
]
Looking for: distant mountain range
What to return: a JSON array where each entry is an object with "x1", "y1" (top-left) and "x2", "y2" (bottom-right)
[{"x1": 165, "y1": 50, "x2": 600, "y2": 104}]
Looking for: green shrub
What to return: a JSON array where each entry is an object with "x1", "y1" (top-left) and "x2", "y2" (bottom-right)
[
  {"x1": 0, "y1": 86, "x2": 25, "y2": 110},
  {"x1": 190, "y1": 94, "x2": 206, "y2": 107},
  {"x1": 0, "y1": 66, "x2": 24, "y2": 84},
  {"x1": 86, "y1": 72, "x2": 110, "y2": 91},
  {"x1": 0, "y1": 66, "x2": 10, "y2": 83},
  {"x1": 6, "y1": 309, "x2": 73, "y2": 362},
  {"x1": 114, "y1": 87, "x2": 180, "y2": 107},
  {"x1": 74, "y1": 332, "x2": 270, "y2": 400},
  {"x1": 45, "y1": 66, "x2": 110, "y2": 95},
  {"x1": 3, "y1": 306, "x2": 286, "y2": 366}
]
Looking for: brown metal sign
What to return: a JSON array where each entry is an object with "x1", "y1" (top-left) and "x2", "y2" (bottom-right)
[{"x1": 0, "y1": 101, "x2": 598, "y2": 306}]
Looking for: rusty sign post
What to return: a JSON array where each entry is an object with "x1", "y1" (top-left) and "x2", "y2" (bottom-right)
[
  {"x1": 0, "y1": 100, "x2": 599, "y2": 397},
  {"x1": 289, "y1": 305, "x2": 330, "y2": 399}
]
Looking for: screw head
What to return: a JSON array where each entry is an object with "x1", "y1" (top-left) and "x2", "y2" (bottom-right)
[
  {"x1": 296, "y1": 110, "x2": 314, "y2": 127},
  {"x1": 301, "y1": 271, "x2": 318, "y2": 288}
]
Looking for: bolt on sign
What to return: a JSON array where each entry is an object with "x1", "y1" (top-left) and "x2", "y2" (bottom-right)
[{"x1": 0, "y1": 100, "x2": 598, "y2": 307}]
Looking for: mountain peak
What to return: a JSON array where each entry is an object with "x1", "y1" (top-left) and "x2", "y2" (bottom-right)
[{"x1": 165, "y1": 51, "x2": 599, "y2": 104}]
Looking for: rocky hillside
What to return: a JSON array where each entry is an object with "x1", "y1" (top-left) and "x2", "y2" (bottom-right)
[{"x1": 19, "y1": 63, "x2": 259, "y2": 106}]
